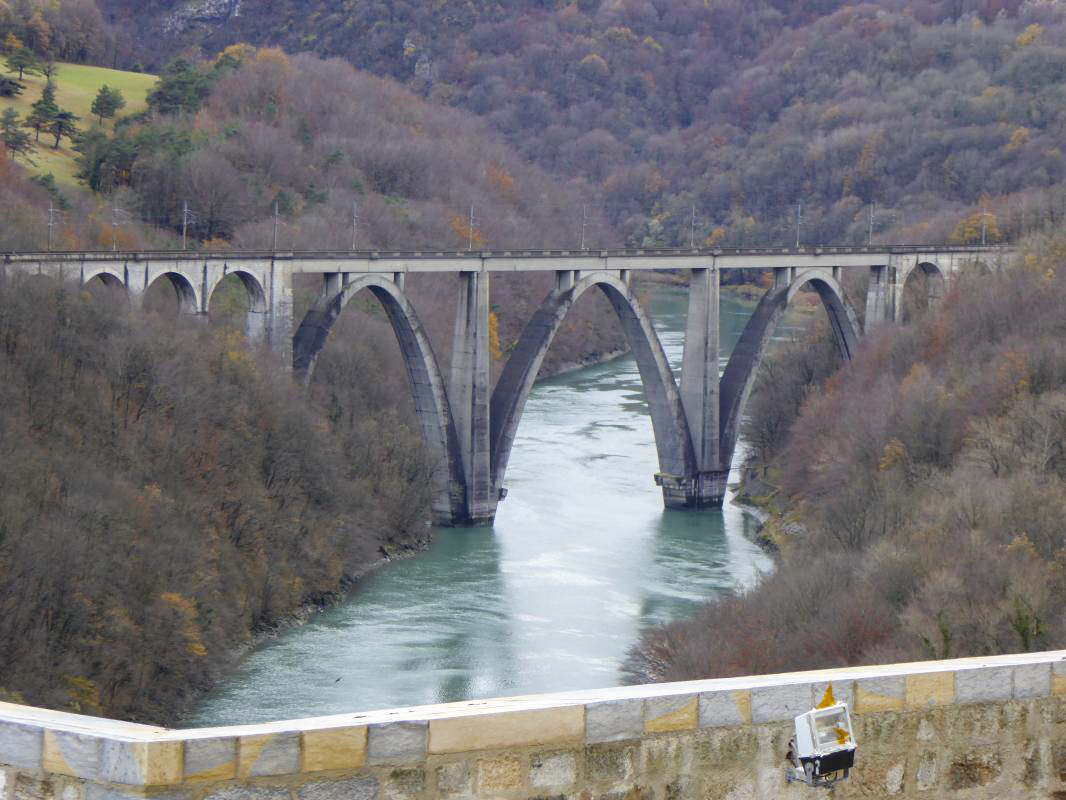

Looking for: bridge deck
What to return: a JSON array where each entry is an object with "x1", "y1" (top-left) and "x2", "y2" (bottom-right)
[{"x1": 2, "y1": 245, "x2": 1011, "y2": 273}]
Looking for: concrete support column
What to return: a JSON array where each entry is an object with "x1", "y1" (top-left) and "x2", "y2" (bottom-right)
[
  {"x1": 324, "y1": 271, "x2": 343, "y2": 298},
  {"x1": 267, "y1": 259, "x2": 294, "y2": 367},
  {"x1": 450, "y1": 270, "x2": 495, "y2": 525},
  {"x1": 864, "y1": 265, "x2": 890, "y2": 331},
  {"x1": 677, "y1": 267, "x2": 727, "y2": 507},
  {"x1": 242, "y1": 310, "x2": 264, "y2": 343},
  {"x1": 122, "y1": 264, "x2": 144, "y2": 311},
  {"x1": 773, "y1": 266, "x2": 794, "y2": 290},
  {"x1": 887, "y1": 256, "x2": 905, "y2": 324}
]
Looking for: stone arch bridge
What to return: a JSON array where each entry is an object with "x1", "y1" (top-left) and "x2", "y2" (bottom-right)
[{"x1": 1, "y1": 245, "x2": 1012, "y2": 526}]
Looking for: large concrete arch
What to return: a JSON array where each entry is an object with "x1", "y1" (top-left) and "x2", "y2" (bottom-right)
[
  {"x1": 292, "y1": 274, "x2": 466, "y2": 524},
  {"x1": 146, "y1": 271, "x2": 200, "y2": 315},
  {"x1": 207, "y1": 269, "x2": 268, "y2": 341},
  {"x1": 489, "y1": 271, "x2": 696, "y2": 494},
  {"x1": 719, "y1": 271, "x2": 861, "y2": 473}
]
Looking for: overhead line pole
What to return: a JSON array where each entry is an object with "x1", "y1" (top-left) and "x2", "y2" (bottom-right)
[
  {"x1": 352, "y1": 200, "x2": 358, "y2": 251},
  {"x1": 273, "y1": 201, "x2": 279, "y2": 251}
]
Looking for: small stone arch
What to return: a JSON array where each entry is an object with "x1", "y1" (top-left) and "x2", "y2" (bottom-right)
[
  {"x1": 81, "y1": 268, "x2": 129, "y2": 307},
  {"x1": 292, "y1": 274, "x2": 465, "y2": 524},
  {"x1": 82, "y1": 267, "x2": 126, "y2": 291},
  {"x1": 719, "y1": 271, "x2": 861, "y2": 474},
  {"x1": 489, "y1": 271, "x2": 696, "y2": 493},
  {"x1": 899, "y1": 260, "x2": 947, "y2": 319},
  {"x1": 208, "y1": 270, "x2": 268, "y2": 342},
  {"x1": 146, "y1": 271, "x2": 200, "y2": 315}
]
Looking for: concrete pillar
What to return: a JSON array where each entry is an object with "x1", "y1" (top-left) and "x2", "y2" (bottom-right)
[
  {"x1": 245, "y1": 308, "x2": 267, "y2": 343},
  {"x1": 450, "y1": 270, "x2": 495, "y2": 525},
  {"x1": 888, "y1": 256, "x2": 905, "y2": 324},
  {"x1": 677, "y1": 267, "x2": 728, "y2": 507},
  {"x1": 267, "y1": 259, "x2": 294, "y2": 367},
  {"x1": 324, "y1": 271, "x2": 343, "y2": 298},
  {"x1": 864, "y1": 265, "x2": 890, "y2": 331}
]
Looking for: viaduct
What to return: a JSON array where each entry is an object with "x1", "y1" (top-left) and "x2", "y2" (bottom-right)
[{"x1": 1, "y1": 245, "x2": 1012, "y2": 526}]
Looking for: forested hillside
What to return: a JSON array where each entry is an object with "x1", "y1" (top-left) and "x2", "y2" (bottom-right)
[
  {"x1": 90, "y1": 0, "x2": 1066, "y2": 247},
  {"x1": 628, "y1": 231, "x2": 1066, "y2": 683},
  {"x1": 0, "y1": 29, "x2": 629, "y2": 720},
  {"x1": 2, "y1": 41, "x2": 628, "y2": 374},
  {"x1": 0, "y1": 274, "x2": 439, "y2": 723}
]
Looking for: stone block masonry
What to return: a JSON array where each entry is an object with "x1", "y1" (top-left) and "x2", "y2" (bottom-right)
[{"x1": 2, "y1": 651, "x2": 1066, "y2": 799}]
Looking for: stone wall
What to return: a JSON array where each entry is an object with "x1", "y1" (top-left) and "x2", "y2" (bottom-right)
[{"x1": 2, "y1": 652, "x2": 1066, "y2": 800}]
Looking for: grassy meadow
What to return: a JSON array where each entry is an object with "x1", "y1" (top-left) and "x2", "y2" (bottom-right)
[{"x1": 2, "y1": 62, "x2": 156, "y2": 185}]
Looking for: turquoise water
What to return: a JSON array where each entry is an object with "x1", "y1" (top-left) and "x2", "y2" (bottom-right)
[{"x1": 183, "y1": 289, "x2": 789, "y2": 726}]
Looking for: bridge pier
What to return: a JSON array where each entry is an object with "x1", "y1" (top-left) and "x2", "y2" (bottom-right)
[
  {"x1": 450, "y1": 270, "x2": 496, "y2": 525},
  {"x1": 267, "y1": 258, "x2": 294, "y2": 365},
  {"x1": 675, "y1": 266, "x2": 728, "y2": 507},
  {"x1": 865, "y1": 264, "x2": 892, "y2": 329}
]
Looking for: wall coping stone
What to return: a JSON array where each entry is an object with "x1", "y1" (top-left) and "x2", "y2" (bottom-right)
[
  {"x1": 3, "y1": 650, "x2": 1064, "y2": 744},
  {"x1": 2, "y1": 649, "x2": 1064, "y2": 789}
]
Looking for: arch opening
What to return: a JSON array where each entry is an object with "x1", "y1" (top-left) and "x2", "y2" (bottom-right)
[
  {"x1": 490, "y1": 272, "x2": 695, "y2": 497},
  {"x1": 81, "y1": 271, "x2": 129, "y2": 312},
  {"x1": 720, "y1": 273, "x2": 860, "y2": 476},
  {"x1": 293, "y1": 275, "x2": 465, "y2": 524},
  {"x1": 208, "y1": 271, "x2": 267, "y2": 342},
  {"x1": 144, "y1": 272, "x2": 199, "y2": 318},
  {"x1": 900, "y1": 261, "x2": 945, "y2": 323}
]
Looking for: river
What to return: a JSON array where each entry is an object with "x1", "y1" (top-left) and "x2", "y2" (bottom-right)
[{"x1": 182, "y1": 287, "x2": 794, "y2": 726}]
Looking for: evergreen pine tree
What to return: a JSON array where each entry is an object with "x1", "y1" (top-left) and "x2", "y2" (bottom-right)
[
  {"x1": 91, "y1": 85, "x2": 126, "y2": 125},
  {"x1": 1, "y1": 108, "x2": 35, "y2": 164},
  {"x1": 25, "y1": 79, "x2": 58, "y2": 142}
]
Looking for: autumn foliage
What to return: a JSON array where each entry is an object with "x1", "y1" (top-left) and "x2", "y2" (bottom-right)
[
  {"x1": 0, "y1": 277, "x2": 432, "y2": 723},
  {"x1": 630, "y1": 233, "x2": 1066, "y2": 683}
]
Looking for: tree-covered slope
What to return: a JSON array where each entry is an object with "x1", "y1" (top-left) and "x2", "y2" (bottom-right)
[
  {"x1": 0, "y1": 61, "x2": 156, "y2": 184},
  {"x1": 627, "y1": 232, "x2": 1066, "y2": 683},
  {"x1": 90, "y1": 0, "x2": 1066, "y2": 246},
  {"x1": 0, "y1": 41, "x2": 631, "y2": 722}
]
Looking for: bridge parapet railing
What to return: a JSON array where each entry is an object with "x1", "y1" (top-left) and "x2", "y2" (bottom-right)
[
  {"x1": 1, "y1": 650, "x2": 1064, "y2": 799},
  {"x1": 1, "y1": 244, "x2": 1014, "y2": 264}
]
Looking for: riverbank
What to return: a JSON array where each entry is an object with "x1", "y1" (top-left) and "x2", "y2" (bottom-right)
[{"x1": 175, "y1": 535, "x2": 433, "y2": 724}]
